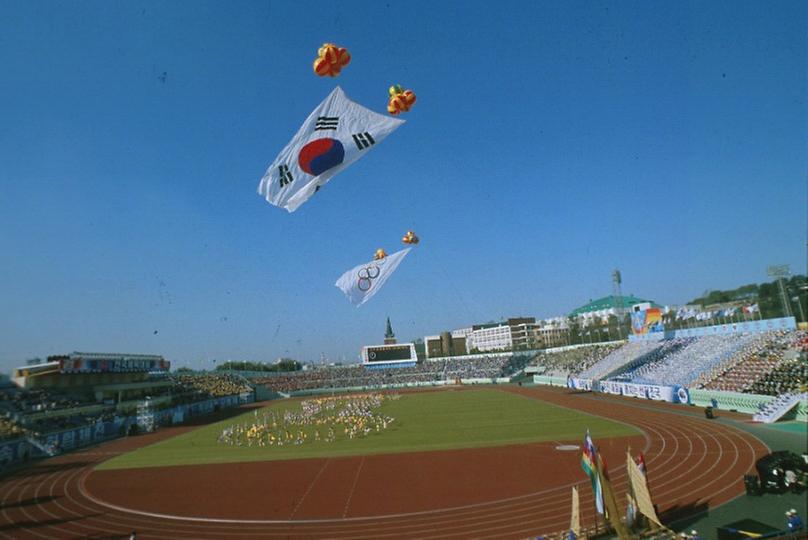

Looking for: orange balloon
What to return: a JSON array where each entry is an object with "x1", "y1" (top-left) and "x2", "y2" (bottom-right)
[
  {"x1": 313, "y1": 44, "x2": 351, "y2": 77},
  {"x1": 387, "y1": 87, "x2": 416, "y2": 115},
  {"x1": 402, "y1": 230, "x2": 419, "y2": 244}
]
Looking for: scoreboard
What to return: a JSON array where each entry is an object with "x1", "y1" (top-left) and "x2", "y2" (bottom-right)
[{"x1": 361, "y1": 343, "x2": 417, "y2": 365}]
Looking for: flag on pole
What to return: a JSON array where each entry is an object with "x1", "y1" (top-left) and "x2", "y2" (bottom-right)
[
  {"x1": 334, "y1": 248, "x2": 411, "y2": 307},
  {"x1": 626, "y1": 493, "x2": 637, "y2": 528},
  {"x1": 636, "y1": 452, "x2": 647, "y2": 476},
  {"x1": 570, "y1": 486, "x2": 581, "y2": 537},
  {"x1": 627, "y1": 450, "x2": 662, "y2": 527},
  {"x1": 257, "y1": 86, "x2": 405, "y2": 212},
  {"x1": 581, "y1": 430, "x2": 604, "y2": 515}
]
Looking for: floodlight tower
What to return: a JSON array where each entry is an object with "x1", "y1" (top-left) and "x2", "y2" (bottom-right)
[
  {"x1": 767, "y1": 265, "x2": 792, "y2": 317},
  {"x1": 612, "y1": 270, "x2": 625, "y2": 338}
]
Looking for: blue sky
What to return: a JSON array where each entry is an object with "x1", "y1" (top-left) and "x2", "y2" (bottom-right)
[{"x1": 1, "y1": 1, "x2": 805, "y2": 370}]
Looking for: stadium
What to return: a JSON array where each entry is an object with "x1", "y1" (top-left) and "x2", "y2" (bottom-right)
[
  {"x1": 1, "y1": 313, "x2": 806, "y2": 539},
  {"x1": 2, "y1": 2, "x2": 807, "y2": 539}
]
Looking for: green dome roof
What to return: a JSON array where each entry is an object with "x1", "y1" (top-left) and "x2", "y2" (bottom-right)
[{"x1": 568, "y1": 295, "x2": 659, "y2": 317}]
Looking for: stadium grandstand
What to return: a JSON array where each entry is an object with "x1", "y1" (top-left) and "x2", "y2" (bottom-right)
[
  {"x1": 530, "y1": 328, "x2": 806, "y2": 399},
  {"x1": 529, "y1": 343, "x2": 623, "y2": 377},
  {"x1": 0, "y1": 353, "x2": 256, "y2": 459},
  {"x1": 695, "y1": 330, "x2": 807, "y2": 394},
  {"x1": 251, "y1": 353, "x2": 533, "y2": 394}
]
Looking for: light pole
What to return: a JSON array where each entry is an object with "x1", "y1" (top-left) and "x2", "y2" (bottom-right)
[
  {"x1": 790, "y1": 284, "x2": 807, "y2": 323},
  {"x1": 767, "y1": 265, "x2": 792, "y2": 318}
]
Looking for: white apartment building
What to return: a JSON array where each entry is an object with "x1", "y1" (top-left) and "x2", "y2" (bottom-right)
[{"x1": 466, "y1": 325, "x2": 513, "y2": 352}]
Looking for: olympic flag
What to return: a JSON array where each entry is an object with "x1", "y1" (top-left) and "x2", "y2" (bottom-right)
[
  {"x1": 257, "y1": 86, "x2": 405, "y2": 212},
  {"x1": 335, "y1": 248, "x2": 411, "y2": 306}
]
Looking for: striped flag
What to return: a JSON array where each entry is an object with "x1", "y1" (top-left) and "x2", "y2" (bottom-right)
[
  {"x1": 257, "y1": 86, "x2": 404, "y2": 212},
  {"x1": 636, "y1": 452, "x2": 647, "y2": 476},
  {"x1": 581, "y1": 430, "x2": 604, "y2": 515}
]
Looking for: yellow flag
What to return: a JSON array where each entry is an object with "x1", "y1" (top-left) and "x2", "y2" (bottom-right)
[
  {"x1": 570, "y1": 486, "x2": 581, "y2": 536},
  {"x1": 627, "y1": 451, "x2": 662, "y2": 527}
]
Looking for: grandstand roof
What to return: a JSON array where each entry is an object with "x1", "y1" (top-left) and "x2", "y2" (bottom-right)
[{"x1": 569, "y1": 295, "x2": 659, "y2": 317}]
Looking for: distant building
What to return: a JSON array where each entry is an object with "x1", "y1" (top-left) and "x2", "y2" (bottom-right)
[
  {"x1": 424, "y1": 331, "x2": 468, "y2": 359},
  {"x1": 465, "y1": 317, "x2": 541, "y2": 353},
  {"x1": 569, "y1": 295, "x2": 659, "y2": 325},
  {"x1": 425, "y1": 316, "x2": 572, "y2": 357},
  {"x1": 534, "y1": 318, "x2": 570, "y2": 348}
]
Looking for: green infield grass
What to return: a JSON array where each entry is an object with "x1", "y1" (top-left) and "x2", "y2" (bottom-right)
[{"x1": 98, "y1": 388, "x2": 638, "y2": 470}]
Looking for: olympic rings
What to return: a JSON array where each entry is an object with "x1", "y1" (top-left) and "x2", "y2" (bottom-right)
[
  {"x1": 357, "y1": 264, "x2": 381, "y2": 291},
  {"x1": 358, "y1": 266, "x2": 380, "y2": 280}
]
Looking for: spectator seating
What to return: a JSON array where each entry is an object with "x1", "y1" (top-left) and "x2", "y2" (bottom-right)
[
  {"x1": 530, "y1": 344, "x2": 622, "y2": 377},
  {"x1": 251, "y1": 354, "x2": 528, "y2": 393},
  {"x1": 697, "y1": 331, "x2": 806, "y2": 394}
]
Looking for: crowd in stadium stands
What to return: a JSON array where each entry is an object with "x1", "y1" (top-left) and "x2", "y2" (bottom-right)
[
  {"x1": 530, "y1": 344, "x2": 622, "y2": 376},
  {"x1": 0, "y1": 387, "x2": 88, "y2": 415},
  {"x1": 0, "y1": 417, "x2": 25, "y2": 441},
  {"x1": 530, "y1": 330, "x2": 805, "y2": 396},
  {"x1": 26, "y1": 411, "x2": 117, "y2": 438},
  {"x1": 578, "y1": 340, "x2": 663, "y2": 380},
  {"x1": 171, "y1": 373, "x2": 253, "y2": 399},
  {"x1": 0, "y1": 373, "x2": 256, "y2": 441},
  {"x1": 615, "y1": 339, "x2": 691, "y2": 382},
  {"x1": 696, "y1": 331, "x2": 806, "y2": 393},
  {"x1": 748, "y1": 356, "x2": 807, "y2": 396},
  {"x1": 252, "y1": 354, "x2": 529, "y2": 393},
  {"x1": 620, "y1": 334, "x2": 760, "y2": 386}
]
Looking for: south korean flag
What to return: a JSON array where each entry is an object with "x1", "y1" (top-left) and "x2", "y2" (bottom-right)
[{"x1": 257, "y1": 86, "x2": 405, "y2": 213}]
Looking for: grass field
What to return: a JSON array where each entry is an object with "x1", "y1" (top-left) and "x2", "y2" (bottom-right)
[{"x1": 98, "y1": 388, "x2": 638, "y2": 470}]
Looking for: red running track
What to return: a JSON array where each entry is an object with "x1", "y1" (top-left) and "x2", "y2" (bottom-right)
[{"x1": 0, "y1": 386, "x2": 768, "y2": 539}]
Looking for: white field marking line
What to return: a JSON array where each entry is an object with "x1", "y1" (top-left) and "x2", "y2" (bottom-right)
[
  {"x1": 69, "y1": 401, "x2": 656, "y2": 532},
  {"x1": 69, "y1": 460, "x2": 252, "y2": 538},
  {"x1": 70, "y1": 447, "x2": 346, "y2": 536},
  {"x1": 681, "y1": 424, "x2": 754, "y2": 500},
  {"x1": 643, "y1": 419, "x2": 735, "y2": 513},
  {"x1": 443, "y1": 418, "x2": 748, "y2": 540},
  {"x1": 8, "y1": 467, "x2": 68, "y2": 539},
  {"x1": 61, "y1": 412, "x2": 632, "y2": 536},
  {"x1": 39, "y1": 455, "x2": 132, "y2": 539},
  {"x1": 263, "y1": 422, "x2": 671, "y2": 539},
  {"x1": 289, "y1": 458, "x2": 331, "y2": 519},
  {"x1": 331, "y1": 417, "x2": 752, "y2": 539},
  {"x1": 26, "y1": 394, "x2": 748, "y2": 536},
  {"x1": 640, "y1": 418, "x2": 730, "y2": 507},
  {"x1": 342, "y1": 456, "x2": 365, "y2": 518},
  {"x1": 75, "y1": 454, "x2": 634, "y2": 527},
  {"x1": 50, "y1": 438, "x2": 696, "y2": 540},
  {"x1": 669, "y1": 425, "x2": 768, "y2": 527},
  {"x1": 0, "y1": 470, "x2": 39, "y2": 539},
  {"x1": 662, "y1": 423, "x2": 740, "y2": 506},
  {"x1": 46, "y1": 451, "x2": 200, "y2": 540},
  {"x1": 0, "y1": 475, "x2": 42, "y2": 540},
  {"x1": 33, "y1": 459, "x2": 87, "y2": 538}
]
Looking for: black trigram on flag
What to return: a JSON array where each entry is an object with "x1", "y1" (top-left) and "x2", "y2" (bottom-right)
[
  {"x1": 352, "y1": 132, "x2": 375, "y2": 150},
  {"x1": 315, "y1": 116, "x2": 339, "y2": 130},
  {"x1": 278, "y1": 164, "x2": 293, "y2": 187}
]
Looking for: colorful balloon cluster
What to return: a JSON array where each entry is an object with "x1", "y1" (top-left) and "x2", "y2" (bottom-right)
[
  {"x1": 373, "y1": 248, "x2": 388, "y2": 260},
  {"x1": 387, "y1": 84, "x2": 417, "y2": 115},
  {"x1": 401, "y1": 230, "x2": 419, "y2": 244},
  {"x1": 312, "y1": 43, "x2": 351, "y2": 77}
]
